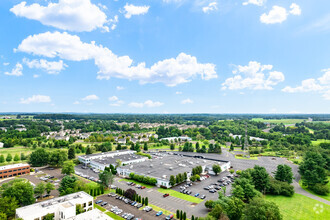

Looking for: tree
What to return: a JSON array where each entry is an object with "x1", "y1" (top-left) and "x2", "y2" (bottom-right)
[
  {"x1": 209, "y1": 205, "x2": 225, "y2": 220},
  {"x1": 251, "y1": 165, "x2": 269, "y2": 194},
  {"x1": 45, "y1": 182, "x2": 55, "y2": 194},
  {"x1": 49, "y1": 150, "x2": 68, "y2": 167},
  {"x1": 124, "y1": 188, "x2": 136, "y2": 200},
  {"x1": 299, "y1": 151, "x2": 328, "y2": 187},
  {"x1": 99, "y1": 170, "x2": 114, "y2": 188},
  {"x1": 68, "y1": 146, "x2": 76, "y2": 159},
  {"x1": 58, "y1": 175, "x2": 78, "y2": 196},
  {"x1": 176, "y1": 210, "x2": 180, "y2": 219},
  {"x1": 34, "y1": 182, "x2": 46, "y2": 197},
  {"x1": 14, "y1": 154, "x2": 20, "y2": 161},
  {"x1": 205, "y1": 200, "x2": 214, "y2": 209},
  {"x1": 1, "y1": 179, "x2": 35, "y2": 206},
  {"x1": 0, "y1": 213, "x2": 6, "y2": 220},
  {"x1": 0, "y1": 155, "x2": 4, "y2": 163},
  {"x1": 275, "y1": 164, "x2": 293, "y2": 184},
  {"x1": 6, "y1": 153, "x2": 12, "y2": 162},
  {"x1": 144, "y1": 142, "x2": 148, "y2": 151},
  {"x1": 43, "y1": 213, "x2": 55, "y2": 220},
  {"x1": 212, "y1": 164, "x2": 221, "y2": 175},
  {"x1": 20, "y1": 153, "x2": 26, "y2": 160},
  {"x1": 29, "y1": 148, "x2": 49, "y2": 167},
  {"x1": 145, "y1": 197, "x2": 148, "y2": 205},
  {"x1": 232, "y1": 178, "x2": 259, "y2": 202},
  {"x1": 243, "y1": 198, "x2": 282, "y2": 220},
  {"x1": 225, "y1": 197, "x2": 245, "y2": 220},
  {"x1": 170, "y1": 143, "x2": 175, "y2": 150},
  {"x1": 86, "y1": 146, "x2": 92, "y2": 155},
  {"x1": 170, "y1": 175, "x2": 176, "y2": 186},
  {"x1": 61, "y1": 160, "x2": 75, "y2": 175},
  {"x1": 183, "y1": 212, "x2": 187, "y2": 220},
  {"x1": 0, "y1": 196, "x2": 19, "y2": 218}
]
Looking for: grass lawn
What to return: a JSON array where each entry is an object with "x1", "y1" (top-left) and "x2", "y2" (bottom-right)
[
  {"x1": 94, "y1": 204, "x2": 107, "y2": 212},
  {"x1": 311, "y1": 139, "x2": 330, "y2": 146},
  {"x1": 118, "y1": 179, "x2": 154, "y2": 188},
  {"x1": 251, "y1": 118, "x2": 305, "y2": 125},
  {"x1": 157, "y1": 188, "x2": 203, "y2": 204},
  {"x1": 105, "y1": 211, "x2": 125, "y2": 220},
  {"x1": 149, "y1": 204, "x2": 176, "y2": 216},
  {"x1": 234, "y1": 155, "x2": 258, "y2": 160},
  {"x1": 265, "y1": 194, "x2": 330, "y2": 220},
  {"x1": 299, "y1": 178, "x2": 330, "y2": 201}
]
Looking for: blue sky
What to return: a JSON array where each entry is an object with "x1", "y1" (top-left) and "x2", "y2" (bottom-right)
[{"x1": 0, "y1": 0, "x2": 329, "y2": 113}]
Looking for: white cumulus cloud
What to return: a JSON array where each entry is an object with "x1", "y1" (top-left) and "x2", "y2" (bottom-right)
[
  {"x1": 23, "y1": 58, "x2": 67, "y2": 74},
  {"x1": 128, "y1": 100, "x2": 164, "y2": 108},
  {"x1": 16, "y1": 31, "x2": 217, "y2": 86},
  {"x1": 5, "y1": 63, "x2": 23, "y2": 76},
  {"x1": 202, "y1": 1, "x2": 218, "y2": 13},
  {"x1": 260, "y1": 4, "x2": 301, "y2": 24},
  {"x1": 116, "y1": 86, "x2": 125, "y2": 90},
  {"x1": 20, "y1": 95, "x2": 51, "y2": 104},
  {"x1": 123, "y1": 3, "x2": 150, "y2": 19},
  {"x1": 222, "y1": 61, "x2": 285, "y2": 90},
  {"x1": 82, "y1": 95, "x2": 99, "y2": 101},
  {"x1": 243, "y1": 0, "x2": 265, "y2": 6},
  {"x1": 282, "y1": 68, "x2": 330, "y2": 100},
  {"x1": 289, "y1": 3, "x2": 301, "y2": 16},
  {"x1": 181, "y1": 98, "x2": 194, "y2": 104},
  {"x1": 10, "y1": 0, "x2": 108, "y2": 32},
  {"x1": 108, "y1": 96, "x2": 119, "y2": 101}
]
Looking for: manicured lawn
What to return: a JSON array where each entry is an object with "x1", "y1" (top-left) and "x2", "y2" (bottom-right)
[
  {"x1": 119, "y1": 179, "x2": 155, "y2": 188},
  {"x1": 299, "y1": 178, "x2": 330, "y2": 201},
  {"x1": 105, "y1": 211, "x2": 125, "y2": 220},
  {"x1": 234, "y1": 155, "x2": 258, "y2": 160},
  {"x1": 94, "y1": 204, "x2": 107, "y2": 212},
  {"x1": 157, "y1": 188, "x2": 203, "y2": 204},
  {"x1": 149, "y1": 204, "x2": 175, "y2": 216},
  {"x1": 311, "y1": 139, "x2": 330, "y2": 146},
  {"x1": 252, "y1": 118, "x2": 305, "y2": 125},
  {"x1": 265, "y1": 194, "x2": 330, "y2": 220}
]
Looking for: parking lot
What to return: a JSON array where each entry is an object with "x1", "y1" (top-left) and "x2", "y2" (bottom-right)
[
  {"x1": 171, "y1": 171, "x2": 234, "y2": 201},
  {"x1": 97, "y1": 194, "x2": 172, "y2": 220}
]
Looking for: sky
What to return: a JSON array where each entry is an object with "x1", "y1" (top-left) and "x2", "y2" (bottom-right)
[{"x1": 0, "y1": 0, "x2": 329, "y2": 114}]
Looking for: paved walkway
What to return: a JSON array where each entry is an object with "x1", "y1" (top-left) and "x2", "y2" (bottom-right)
[{"x1": 293, "y1": 181, "x2": 330, "y2": 206}]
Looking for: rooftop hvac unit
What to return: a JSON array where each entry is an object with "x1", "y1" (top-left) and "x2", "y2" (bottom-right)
[
  {"x1": 130, "y1": 165, "x2": 133, "y2": 169},
  {"x1": 169, "y1": 167, "x2": 173, "y2": 170},
  {"x1": 150, "y1": 164, "x2": 153, "y2": 168}
]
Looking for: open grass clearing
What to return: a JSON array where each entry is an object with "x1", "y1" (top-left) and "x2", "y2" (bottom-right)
[
  {"x1": 251, "y1": 118, "x2": 305, "y2": 125},
  {"x1": 157, "y1": 188, "x2": 203, "y2": 204},
  {"x1": 118, "y1": 179, "x2": 154, "y2": 188},
  {"x1": 299, "y1": 178, "x2": 330, "y2": 201},
  {"x1": 265, "y1": 194, "x2": 330, "y2": 220},
  {"x1": 234, "y1": 155, "x2": 258, "y2": 160},
  {"x1": 312, "y1": 139, "x2": 330, "y2": 146}
]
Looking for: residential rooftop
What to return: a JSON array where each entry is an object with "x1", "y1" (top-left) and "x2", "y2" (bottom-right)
[{"x1": 92, "y1": 153, "x2": 146, "y2": 166}]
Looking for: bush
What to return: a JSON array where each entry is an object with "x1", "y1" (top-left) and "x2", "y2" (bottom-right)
[
  {"x1": 229, "y1": 169, "x2": 235, "y2": 174},
  {"x1": 236, "y1": 170, "x2": 242, "y2": 175},
  {"x1": 310, "y1": 183, "x2": 330, "y2": 195},
  {"x1": 267, "y1": 178, "x2": 294, "y2": 197}
]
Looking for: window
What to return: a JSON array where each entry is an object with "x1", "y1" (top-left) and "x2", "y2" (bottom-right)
[
  {"x1": 13, "y1": 169, "x2": 17, "y2": 172},
  {"x1": 88, "y1": 201, "x2": 92, "y2": 206},
  {"x1": 18, "y1": 173, "x2": 21, "y2": 175},
  {"x1": 4, "y1": 171, "x2": 7, "y2": 173},
  {"x1": 18, "y1": 169, "x2": 21, "y2": 171},
  {"x1": 83, "y1": 203, "x2": 86, "y2": 208},
  {"x1": 8, "y1": 170, "x2": 12, "y2": 172},
  {"x1": 0, "y1": 172, "x2": 2, "y2": 174}
]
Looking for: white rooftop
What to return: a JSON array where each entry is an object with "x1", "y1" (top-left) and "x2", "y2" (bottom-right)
[{"x1": 0, "y1": 163, "x2": 29, "y2": 171}]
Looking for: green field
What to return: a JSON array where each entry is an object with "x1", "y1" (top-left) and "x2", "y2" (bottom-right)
[
  {"x1": 94, "y1": 204, "x2": 107, "y2": 212},
  {"x1": 234, "y1": 155, "x2": 258, "y2": 160},
  {"x1": 252, "y1": 118, "x2": 305, "y2": 125},
  {"x1": 311, "y1": 139, "x2": 330, "y2": 146},
  {"x1": 118, "y1": 179, "x2": 155, "y2": 188},
  {"x1": 265, "y1": 194, "x2": 330, "y2": 220},
  {"x1": 299, "y1": 178, "x2": 330, "y2": 201},
  {"x1": 157, "y1": 188, "x2": 203, "y2": 204},
  {"x1": 105, "y1": 211, "x2": 125, "y2": 220}
]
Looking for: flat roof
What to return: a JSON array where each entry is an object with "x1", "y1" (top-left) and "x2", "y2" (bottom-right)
[
  {"x1": 16, "y1": 191, "x2": 92, "y2": 217},
  {"x1": 79, "y1": 150, "x2": 134, "y2": 159},
  {"x1": 0, "y1": 163, "x2": 29, "y2": 171},
  {"x1": 121, "y1": 153, "x2": 222, "y2": 180},
  {"x1": 76, "y1": 209, "x2": 113, "y2": 220},
  {"x1": 92, "y1": 154, "x2": 146, "y2": 166}
]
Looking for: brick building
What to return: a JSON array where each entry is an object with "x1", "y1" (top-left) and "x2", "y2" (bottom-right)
[{"x1": 0, "y1": 163, "x2": 30, "y2": 180}]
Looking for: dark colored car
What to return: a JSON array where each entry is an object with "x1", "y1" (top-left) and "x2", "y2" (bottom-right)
[
  {"x1": 101, "y1": 202, "x2": 108, "y2": 206},
  {"x1": 163, "y1": 193, "x2": 169, "y2": 198},
  {"x1": 95, "y1": 200, "x2": 103, "y2": 204}
]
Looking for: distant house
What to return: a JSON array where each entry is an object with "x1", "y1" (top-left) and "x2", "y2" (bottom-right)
[
  {"x1": 0, "y1": 127, "x2": 7, "y2": 132},
  {"x1": 15, "y1": 128, "x2": 27, "y2": 132},
  {"x1": 117, "y1": 138, "x2": 126, "y2": 144},
  {"x1": 0, "y1": 142, "x2": 3, "y2": 148}
]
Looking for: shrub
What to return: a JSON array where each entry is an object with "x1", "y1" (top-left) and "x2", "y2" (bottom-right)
[
  {"x1": 310, "y1": 183, "x2": 330, "y2": 195},
  {"x1": 236, "y1": 170, "x2": 242, "y2": 175},
  {"x1": 229, "y1": 169, "x2": 235, "y2": 174},
  {"x1": 267, "y1": 178, "x2": 294, "y2": 197}
]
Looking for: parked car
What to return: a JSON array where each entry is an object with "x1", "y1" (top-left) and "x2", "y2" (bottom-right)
[
  {"x1": 163, "y1": 193, "x2": 169, "y2": 198},
  {"x1": 101, "y1": 202, "x2": 108, "y2": 206},
  {"x1": 194, "y1": 193, "x2": 199, "y2": 197},
  {"x1": 165, "y1": 214, "x2": 174, "y2": 220},
  {"x1": 156, "y1": 211, "x2": 163, "y2": 216},
  {"x1": 95, "y1": 200, "x2": 103, "y2": 204},
  {"x1": 201, "y1": 195, "x2": 206, "y2": 199},
  {"x1": 141, "y1": 186, "x2": 146, "y2": 189}
]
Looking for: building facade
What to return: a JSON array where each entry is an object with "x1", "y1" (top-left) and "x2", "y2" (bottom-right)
[
  {"x1": 15, "y1": 191, "x2": 112, "y2": 220},
  {"x1": 0, "y1": 163, "x2": 30, "y2": 180}
]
